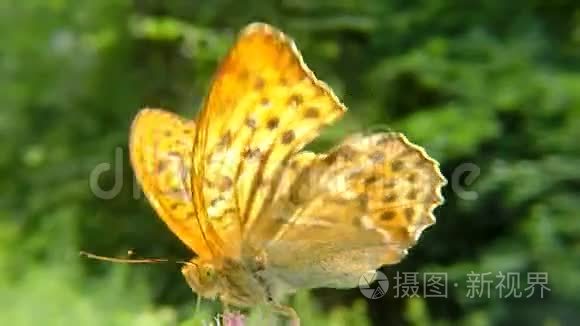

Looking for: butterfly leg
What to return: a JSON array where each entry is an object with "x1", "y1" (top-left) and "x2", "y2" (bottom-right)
[{"x1": 270, "y1": 303, "x2": 300, "y2": 326}]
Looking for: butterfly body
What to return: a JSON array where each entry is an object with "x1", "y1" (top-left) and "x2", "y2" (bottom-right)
[
  {"x1": 182, "y1": 254, "x2": 304, "y2": 323},
  {"x1": 182, "y1": 257, "x2": 267, "y2": 307},
  {"x1": 129, "y1": 23, "x2": 446, "y2": 324}
]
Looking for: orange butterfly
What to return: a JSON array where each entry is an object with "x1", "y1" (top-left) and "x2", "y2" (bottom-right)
[{"x1": 129, "y1": 23, "x2": 445, "y2": 325}]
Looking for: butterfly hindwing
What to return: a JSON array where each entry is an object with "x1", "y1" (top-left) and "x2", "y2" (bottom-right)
[{"x1": 247, "y1": 133, "x2": 445, "y2": 292}]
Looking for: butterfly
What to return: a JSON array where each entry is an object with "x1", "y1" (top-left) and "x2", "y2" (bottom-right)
[{"x1": 129, "y1": 23, "x2": 445, "y2": 325}]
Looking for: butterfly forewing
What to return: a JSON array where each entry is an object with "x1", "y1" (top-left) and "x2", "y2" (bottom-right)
[{"x1": 192, "y1": 23, "x2": 346, "y2": 257}]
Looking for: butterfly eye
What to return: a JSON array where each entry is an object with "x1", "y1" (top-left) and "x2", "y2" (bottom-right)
[{"x1": 203, "y1": 265, "x2": 215, "y2": 278}]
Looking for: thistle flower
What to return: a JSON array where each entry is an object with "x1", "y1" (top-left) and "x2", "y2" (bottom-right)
[{"x1": 221, "y1": 311, "x2": 246, "y2": 326}]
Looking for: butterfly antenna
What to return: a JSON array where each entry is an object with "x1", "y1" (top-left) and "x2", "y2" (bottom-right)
[{"x1": 79, "y1": 251, "x2": 194, "y2": 267}]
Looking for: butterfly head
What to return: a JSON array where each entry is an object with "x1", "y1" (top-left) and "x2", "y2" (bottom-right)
[{"x1": 181, "y1": 258, "x2": 221, "y2": 299}]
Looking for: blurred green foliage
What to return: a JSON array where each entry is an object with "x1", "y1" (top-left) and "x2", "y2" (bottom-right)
[{"x1": 1, "y1": 0, "x2": 579, "y2": 325}]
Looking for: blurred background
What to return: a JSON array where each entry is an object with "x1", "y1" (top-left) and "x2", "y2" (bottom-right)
[{"x1": 1, "y1": 1, "x2": 579, "y2": 325}]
